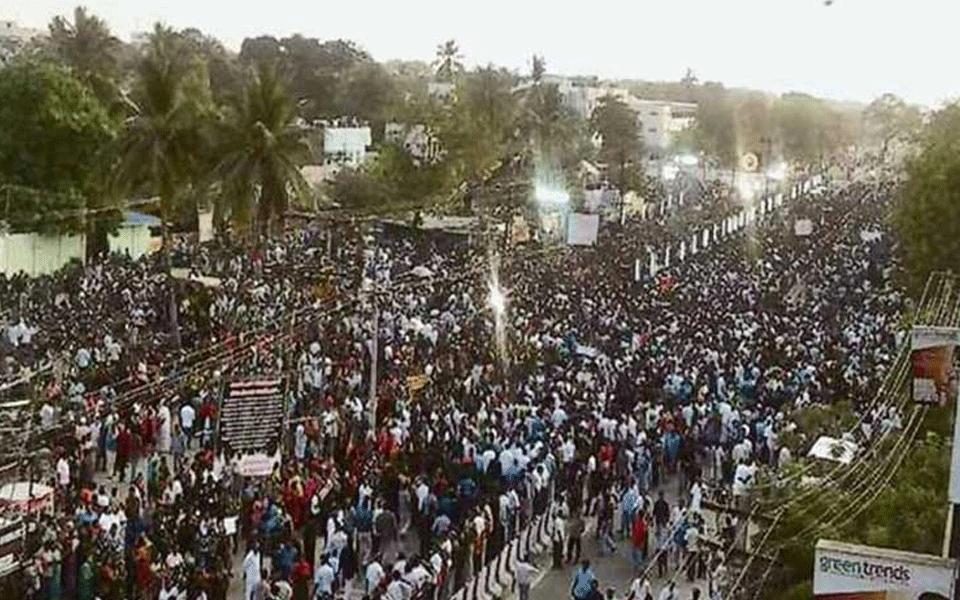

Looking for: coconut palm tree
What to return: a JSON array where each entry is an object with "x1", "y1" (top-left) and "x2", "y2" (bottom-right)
[
  {"x1": 433, "y1": 39, "x2": 464, "y2": 82},
  {"x1": 48, "y1": 7, "x2": 121, "y2": 106},
  {"x1": 112, "y1": 24, "x2": 213, "y2": 349},
  {"x1": 213, "y1": 62, "x2": 311, "y2": 236}
]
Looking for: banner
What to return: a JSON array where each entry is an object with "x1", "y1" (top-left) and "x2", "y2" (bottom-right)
[
  {"x1": 795, "y1": 219, "x2": 813, "y2": 236},
  {"x1": 566, "y1": 213, "x2": 599, "y2": 246},
  {"x1": 814, "y1": 539, "x2": 955, "y2": 600},
  {"x1": 910, "y1": 326, "x2": 960, "y2": 406},
  {"x1": 238, "y1": 452, "x2": 279, "y2": 477}
]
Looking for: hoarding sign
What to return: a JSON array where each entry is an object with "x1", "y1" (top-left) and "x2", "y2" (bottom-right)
[
  {"x1": 566, "y1": 213, "x2": 599, "y2": 246},
  {"x1": 814, "y1": 539, "x2": 956, "y2": 600},
  {"x1": 910, "y1": 326, "x2": 960, "y2": 406}
]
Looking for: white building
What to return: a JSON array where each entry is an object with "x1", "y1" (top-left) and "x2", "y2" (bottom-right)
[
  {"x1": 321, "y1": 119, "x2": 372, "y2": 166},
  {"x1": 427, "y1": 82, "x2": 455, "y2": 102},
  {"x1": 0, "y1": 20, "x2": 44, "y2": 65},
  {"x1": 624, "y1": 98, "x2": 697, "y2": 160},
  {"x1": 384, "y1": 122, "x2": 444, "y2": 163}
]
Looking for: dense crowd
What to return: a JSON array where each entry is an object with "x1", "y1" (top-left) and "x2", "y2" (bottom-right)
[{"x1": 0, "y1": 169, "x2": 906, "y2": 600}]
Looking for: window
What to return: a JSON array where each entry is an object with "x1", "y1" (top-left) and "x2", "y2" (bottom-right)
[
  {"x1": 650, "y1": 111, "x2": 659, "y2": 116},
  {"x1": 648, "y1": 128, "x2": 657, "y2": 133}
]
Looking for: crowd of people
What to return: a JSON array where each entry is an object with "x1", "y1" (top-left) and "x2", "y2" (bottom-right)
[{"x1": 0, "y1": 166, "x2": 906, "y2": 600}]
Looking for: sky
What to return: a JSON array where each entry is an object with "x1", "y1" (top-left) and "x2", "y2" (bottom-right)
[{"x1": 5, "y1": 0, "x2": 955, "y2": 108}]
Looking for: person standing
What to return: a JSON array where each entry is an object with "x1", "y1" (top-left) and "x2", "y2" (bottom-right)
[
  {"x1": 631, "y1": 511, "x2": 648, "y2": 571},
  {"x1": 566, "y1": 510, "x2": 584, "y2": 564},
  {"x1": 180, "y1": 401, "x2": 196, "y2": 450},
  {"x1": 515, "y1": 556, "x2": 538, "y2": 600},
  {"x1": 243, "y1": 543, "x2": 262, "y2": 600},
  {"x1": 571, "y1": 560, "x2": 596, "y2": 600},
  {"x1": 552, "y1": 510, "x2": 566, "y2": 569}
]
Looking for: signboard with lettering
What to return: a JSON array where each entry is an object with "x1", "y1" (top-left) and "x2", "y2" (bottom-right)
[
  {"x1": 237, "y1": 452, "x2": 280, "y2": 477},
  {"x1": 910, "y1": 326, "x2": 960, "y2": 407},
  {"x1": 814, "y1": 539, "x2": 956, "y2": 600}
]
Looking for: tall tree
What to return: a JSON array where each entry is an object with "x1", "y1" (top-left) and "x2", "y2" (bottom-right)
[
  {"x1": 336, "y1": 61, "x2": 398, "y2": 123},
  {"x1": 433, "y1": 39, "x2": 463, "y2": 83},
  {"x1": 894, "y1": 103, "x2": 960, "y2": 292},
  {"x1": 112, "y1": 24, "x2": 213, "y2": 348},
  {"x1": 214, "y1": 63, "x2": 311, "y2": 235},
  {"x1": 531, "y1": 54, "x2": 546, "y2": 83},
  {"x1": 47, "y1": 6, "x2": 121, "y2": 107},
  {"x1": 591, "y1": 95, "x2": 642, "y2": 199},
  {"x1": 865, "y1": 93, "x2": 921, "y2": 161},
  {"x1": 0, "y1": 60, "x2": 116, "y2": 234}
]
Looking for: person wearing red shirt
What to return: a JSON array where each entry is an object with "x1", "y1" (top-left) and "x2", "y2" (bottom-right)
[
  {"x1": 291, "y1": 550, "x2": 312, "y2": 600},
  {"x1": 631, "y1": 511, "x2": 648, "y2": 570}
]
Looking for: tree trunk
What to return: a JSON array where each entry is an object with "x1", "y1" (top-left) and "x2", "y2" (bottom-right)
[{"x1": 161, "y1": 220, "x2": 182, "y2": 350}]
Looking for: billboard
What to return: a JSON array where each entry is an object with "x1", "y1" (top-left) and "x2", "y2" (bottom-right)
[
  {"x1": 814, "y1": 540, "x2": 956, "y2": 600},
  {"x1": 910, "y1": 326, "x2": 960, "y2": 406},
  {"x1": 795, "y1": 219, "x2": 813, "y2": 236},
  {"x1": 566, "y1": 213, "x2": 599, "y2": 246}
]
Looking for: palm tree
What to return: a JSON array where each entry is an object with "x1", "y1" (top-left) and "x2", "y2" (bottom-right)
[
  {"x1": 48, "y1": 7, "x2": 121, "y2": 106},
  {"x1": 112, "y1": 24, "x2": 213, "y2": 349},
  {"x1": 433, "y1": 39, "x2": 464, "y2": 82},
  {"x1": 214, "y1": 63, "x2": 311, "y2": 237}
]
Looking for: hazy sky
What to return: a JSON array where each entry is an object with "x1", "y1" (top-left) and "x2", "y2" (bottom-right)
[{"x1": 5, "y1": 0, "x2": 954, "y2": 107}]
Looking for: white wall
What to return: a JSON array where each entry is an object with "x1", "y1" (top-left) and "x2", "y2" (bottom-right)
[
  {"x1": 323, "y1": 126, "x2": 372, "y2": 165},
  {"x1": 109, "y1": 224, "x2": 160, "y2": 260},
  {"x1": 0, "y1": 232, "x2": 85, "y2": 276}
]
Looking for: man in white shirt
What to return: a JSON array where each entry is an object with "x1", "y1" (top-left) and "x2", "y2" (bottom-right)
[
  {"x1": 242, "y1": 545, "x2": 261, "y2": 600},
  {"x1": 515, "y1": 556, "x2": 538, "y2": 600},
  {"x1": 314, "y1": 557, "x2": 335, "y2": 597},
  {"x1": 56, "y1": 454, "x2": 70, "y2": 489},
  {"x1": 366, "y1": 557, "x2": 385, "y2": 594},
  {"x1": 180, "y1": 403, "x2": 196, "y2": 449}
]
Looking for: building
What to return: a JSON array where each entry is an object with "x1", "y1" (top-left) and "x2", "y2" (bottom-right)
[
  {"x1": 427, "y1": 82, "x2": 455, "y2": 102},
  {"x1": 542, "y1": 76, "x2": 697, "y2": 162},
  {"x1": 0, "y1": 20, "x2": 44, "y2": 65},
  {"x1": 320, "y1": 119, "x2": 372, "y2": 166},
  {"x1": 624, "y1": 98, "x2": 698, "y2": 161},
  {"x1": 384, "y1": 122, "x2": 444, "y2": 163}
]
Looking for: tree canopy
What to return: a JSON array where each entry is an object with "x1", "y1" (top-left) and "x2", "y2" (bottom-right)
[
  {"x1": 0, "y1": 60, "x2": 116, "y2": 233},
  {"x1": 894, "y1": 102, "x2": 960, "y2": 291}
]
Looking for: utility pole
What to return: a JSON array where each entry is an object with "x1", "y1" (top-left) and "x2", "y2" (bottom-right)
[{"x1": 367, "y1": 221, "x2": 380, "y2": 435}]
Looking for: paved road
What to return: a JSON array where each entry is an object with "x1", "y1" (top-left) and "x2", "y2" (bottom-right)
[{"x1": 525, "y1": 475, "x2": 716, "y2": 600}]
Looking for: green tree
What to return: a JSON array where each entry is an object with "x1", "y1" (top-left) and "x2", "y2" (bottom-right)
[
  {"x1": 0, "y1": 60, "x2": 116, "y2": 235},
  {"x1": 325, "y1": 165, "x2": 391, "y2": 209},
  {"x1": 111, "y1": 24, "x2": 214, "y2": 348},
  {"x1": 531, "y1": 54, "x2": 546, "y2": 83},
  {"x1": 894, "y1": 103, "x2": 960, "y2": 291},
  {"x1": 433, "y1": 39, "x2": 463, "y2": 83},
  {"x1": 336, "y1": 61, "x2": 398, "y2": 124},
  {"x1": 591, "y1": 95, "x2": 642, "y2": 197},
  {"x1": 864, "y1": 93, "x2": 921, "y2": 161},
  {"x1": 214, "y1": 63, "x2": 312, "y2": 235},
  {"x1": 178, "y1": 28, "x2": 241, "y2": 106},
  {"x1": 692, "y1": 82, "x2": 737, "y2": 167},
  {"x1": 47, "y1": 6, "x2": 121, "y2": 107}
]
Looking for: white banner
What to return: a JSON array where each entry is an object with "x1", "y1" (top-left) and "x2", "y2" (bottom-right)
[
  {"x1": 702, "y1": 229, "x2": 710, "y2": 247},
  {"x1": 690, "y1": 234, "x2": 698, "y2": 255},
  {"x1": 795, "y1": 219, "x2": 813, "y2": 236},
  {"x1": 566, "y1": 213, "x2": 599, "y2": 246},
  {"x1": 814, "y1": 539, "x2": 956, "y2": 599},
  {"x1": 238, "y1": 453, "x2": 279, "y2": 477}
]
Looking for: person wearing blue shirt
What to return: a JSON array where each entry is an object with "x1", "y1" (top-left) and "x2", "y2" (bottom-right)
[{"x1": 571, "y1": 560, "x2": 597, "y2": 600}]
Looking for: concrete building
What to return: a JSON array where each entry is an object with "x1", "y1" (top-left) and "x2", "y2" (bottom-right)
[
  {"x1": 0, "y1": 20, "x2": 45, "y2": 65},
  {"x1": 542, "y1": 76, "x2": 697, "y2": 161},
  {"x1": 624, "y1": 98, "x2": 697, "y2": 160},
  {"x1": 320, "y1": 119, "x2": 372, "y2": 166},
  {"x1": 427, "y1": 82, "x2": 455, "y2": 102},
  {"x1": 384, "y1": 122, "x2": 444, "y2": 163}
]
